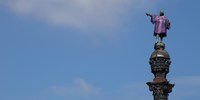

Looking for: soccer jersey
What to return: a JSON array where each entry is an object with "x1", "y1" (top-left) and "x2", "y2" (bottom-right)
[{"x1": 151, "y1": 15, "x2": 169, "y2": 35}]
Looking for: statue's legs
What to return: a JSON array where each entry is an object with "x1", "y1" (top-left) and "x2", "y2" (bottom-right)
[
  {"x1": 160, "y1": 36, "x2": 163, "y2": 43},
  {"x1": 156, "y1": 34, "x2": 159, "y2": 43},
  {"x1": 156, "y1": 34, "x2": 164, "y2": 43}
]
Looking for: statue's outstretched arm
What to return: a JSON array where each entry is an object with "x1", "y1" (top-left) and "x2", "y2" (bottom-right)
[{"x1": 146, "y1": 13, "x2": 152, "y2": 17}]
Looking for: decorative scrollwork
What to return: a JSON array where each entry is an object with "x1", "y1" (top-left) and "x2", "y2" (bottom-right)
[{"x1": 150, "y1": 57, "x2": 171, "y2": 75}]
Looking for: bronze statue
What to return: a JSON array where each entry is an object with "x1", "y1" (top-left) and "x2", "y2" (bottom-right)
[{"x1": 146, "y1": 11, "x2": 171, "y2": 43}]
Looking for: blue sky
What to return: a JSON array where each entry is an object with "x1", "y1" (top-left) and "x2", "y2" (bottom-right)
[{"x1": 0, "y1": 0, "x2": 200, "y2": 100}]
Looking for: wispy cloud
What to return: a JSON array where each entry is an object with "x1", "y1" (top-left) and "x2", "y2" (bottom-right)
[
  {"x1": 49, "y1": 78, "x2": 102, "y2": 100},
  {"x1": 0, "y1": 0, "x2": 153, "y2": 33}
]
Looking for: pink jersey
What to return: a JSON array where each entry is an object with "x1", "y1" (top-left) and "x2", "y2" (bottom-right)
[{"x1": 151, "y1": 15, "x2": 170, "y2": 34}]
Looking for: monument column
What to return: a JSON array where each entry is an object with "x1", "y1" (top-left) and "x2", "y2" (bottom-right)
[{"x1": 146, "y1": 43, "x2": 174, "y2": 100}]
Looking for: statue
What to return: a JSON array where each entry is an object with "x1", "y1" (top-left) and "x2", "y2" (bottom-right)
[{"x1": 146, "y1": 11, "x2": 171, "y2": 43}]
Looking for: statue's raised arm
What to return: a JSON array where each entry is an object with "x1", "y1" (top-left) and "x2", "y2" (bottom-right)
[
  {"x1": 146, "y1": 11, "x2": 171, "y2": 43},
  {"x1": 146, "y1": 13, "x2": 152, "y2": 17}
]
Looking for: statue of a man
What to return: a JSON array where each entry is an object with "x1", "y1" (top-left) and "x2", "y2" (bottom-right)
[{"x1": 146, "y1": 11, "x2": 171, "y2": 43}]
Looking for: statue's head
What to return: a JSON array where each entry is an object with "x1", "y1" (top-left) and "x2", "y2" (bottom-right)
[{"x1": 160, "y1": 10, "x2": 164, "y2": 16}]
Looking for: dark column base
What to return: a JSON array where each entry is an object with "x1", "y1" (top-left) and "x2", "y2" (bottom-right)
[{"x1": 147, "y1": 81, "x2": 174, "y2": 100}]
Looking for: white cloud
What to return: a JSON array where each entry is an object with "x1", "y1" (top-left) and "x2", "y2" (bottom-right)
[
  {"x1": 49, "y1": 78, "x2": 101, "y2": 99},
  {"x1": 74, "y1": 78, "x2": 100, "y2": 95},
  {"x1": 0, "y1": 0, "x2": 152, "y2": 33}
]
